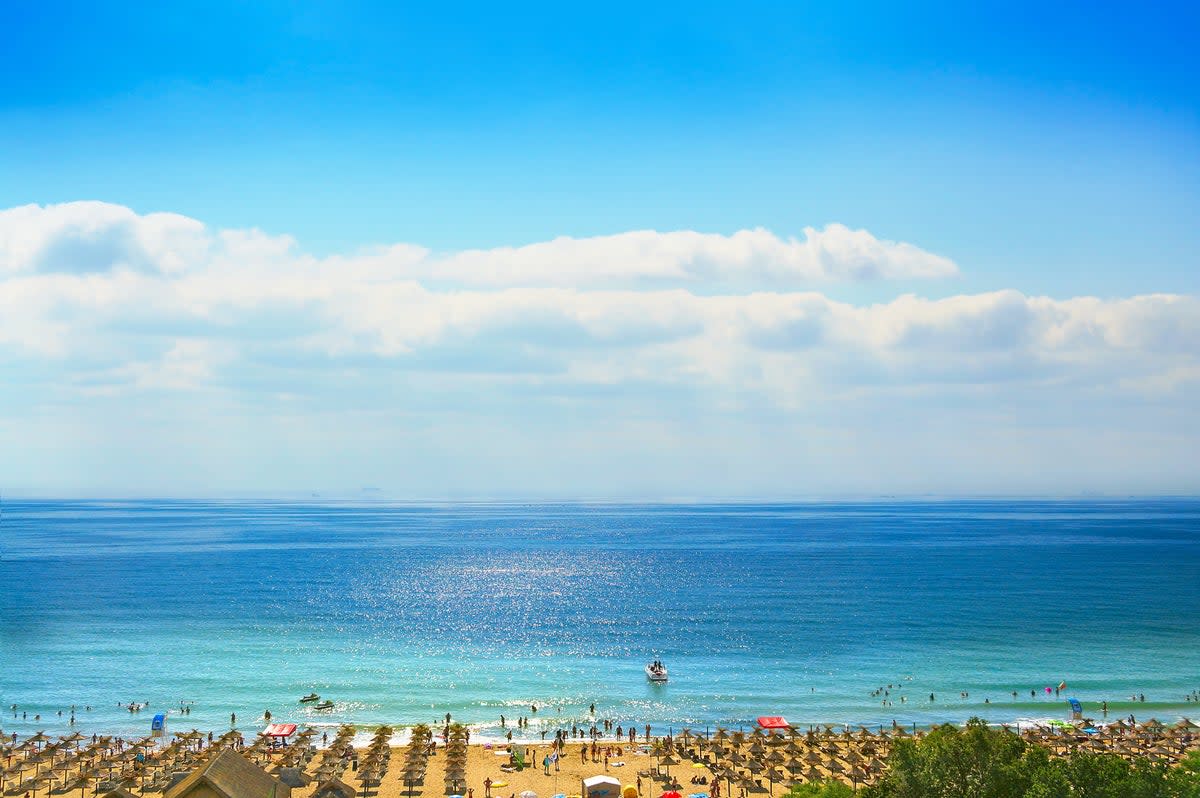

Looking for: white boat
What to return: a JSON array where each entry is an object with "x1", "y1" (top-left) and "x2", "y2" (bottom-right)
[{"x1": 645, "y1": 661, "x2": 668, "y2": 682}]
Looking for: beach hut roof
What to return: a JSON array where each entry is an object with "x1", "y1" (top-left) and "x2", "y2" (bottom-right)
[{"x1": 165, "y1": 749, "x2": 291, "y2": 798}]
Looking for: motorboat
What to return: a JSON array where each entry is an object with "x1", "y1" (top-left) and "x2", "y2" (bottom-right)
[
  {"x1": 645, "y1": 661, "x2": 668, "y2": 682},
  {"x1": 299, "y1": 693, "x2": 320, "y2": 703},
  {"x1": 313, "y1": 700, "x2": 334, "y2": 711}
]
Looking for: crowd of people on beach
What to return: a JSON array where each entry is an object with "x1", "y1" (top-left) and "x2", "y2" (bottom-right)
[{"x1": 10, "y1": 680, "x2": 1200, "y2": 749}]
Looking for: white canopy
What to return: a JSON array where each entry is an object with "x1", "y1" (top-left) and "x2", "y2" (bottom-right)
[{"x1": 582, "y1": 775, "x2": 621, "y2": 798}]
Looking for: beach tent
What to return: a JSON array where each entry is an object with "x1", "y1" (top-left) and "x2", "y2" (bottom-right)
[
  {"x1": 583, "y1": 775, "x2": 621, "y2": 798},
  {"x1": 756, "y1": 717, "x2": 790, "y2": 731},
  {"x1": 165, "y1": 749, "x2": 291, "y2": 798},
  {"x1": 264, "y1": 723, "x2": 298, "y2": 738}
]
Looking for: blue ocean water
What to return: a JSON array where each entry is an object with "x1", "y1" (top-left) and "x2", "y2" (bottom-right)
[{"x1": 2, "y1": 499, "x2": 1198, "y2": 742}]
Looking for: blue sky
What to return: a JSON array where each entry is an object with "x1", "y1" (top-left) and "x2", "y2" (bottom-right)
[{"x1": 1, "y1": 1, "x2": 1197, "y2": 497}]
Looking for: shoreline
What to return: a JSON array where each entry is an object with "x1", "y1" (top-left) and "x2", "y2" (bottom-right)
[{"x1": 7, "y1": 710, "x2": 1198, "y2": 749}]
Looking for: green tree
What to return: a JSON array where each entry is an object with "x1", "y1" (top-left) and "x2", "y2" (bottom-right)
[
  {"x1": 865, "y1": 718, "x2": 1044, "y2": 798},
  {"x1": 1168, "y1": 750, "x2": 1200, "y2": 798},
  {"x1": 862, "y1": 719, "x2": 1200, "y2": 798},
  {"x1": 1047, "y1": 751, "x2": 1170, "y2": 798}
]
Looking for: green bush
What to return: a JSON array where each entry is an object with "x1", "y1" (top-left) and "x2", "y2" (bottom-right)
[
  {"x1": 785, "y1": 780, "x2": 855, "y2": 797},
  {"x1": 1168, "y1": 751, "x2": 1200, "y2": 798}
]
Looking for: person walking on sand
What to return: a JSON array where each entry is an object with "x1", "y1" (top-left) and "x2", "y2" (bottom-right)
[{"x1": 484, "y1": 778, "x2": 492, "y2": 798}]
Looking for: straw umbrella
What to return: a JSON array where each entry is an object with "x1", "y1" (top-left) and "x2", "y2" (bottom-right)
[{"x1": 659, "y1": 753, "x2": 679, "y2": 783}]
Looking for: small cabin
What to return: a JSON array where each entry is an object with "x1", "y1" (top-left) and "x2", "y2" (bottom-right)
[{"x1": 152, "y1": 713, "x2": 167, "y2": 738}]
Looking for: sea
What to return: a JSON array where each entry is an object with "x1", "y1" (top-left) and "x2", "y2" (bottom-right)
[{"x1": 2, "y1": 499, "x2": 1198, "y2": 744}]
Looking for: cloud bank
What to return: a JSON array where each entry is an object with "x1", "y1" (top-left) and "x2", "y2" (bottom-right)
[
  {"x1": 1, "y1": 202, "x2": 1195, "y2": 496},
  {"x1": 1, "y1": 202, "x2": 958, "y2": 286}
]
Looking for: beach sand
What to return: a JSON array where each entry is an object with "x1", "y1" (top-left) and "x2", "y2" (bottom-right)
[
  {"x1": 6, "y1": 720, "x2": 1199, "y2": 797},
  {"x1": 293, "y1": 741, "x2": 692, "y2": 798}
]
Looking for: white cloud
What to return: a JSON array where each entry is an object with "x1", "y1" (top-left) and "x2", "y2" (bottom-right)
[
  {"x1": 422, "y1": 224, "x2": 959, "y2": 286},
  {"x1": 0, "y1": 201, "x2": 209, "y2": 276},
  {"x1": 0, "y1": 202, "x2": 1195, "y2": 402},
  {"x1": 1, "y1": 201, "x2": 956, "y2": 285},
  {"x1": 1, "y1": 201, "x2": 1197, "y2": 497}
]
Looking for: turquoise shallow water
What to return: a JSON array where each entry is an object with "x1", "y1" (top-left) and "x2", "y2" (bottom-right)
[{"x1": 2, "y1": 499, "x2": 1198, "y2": 741}]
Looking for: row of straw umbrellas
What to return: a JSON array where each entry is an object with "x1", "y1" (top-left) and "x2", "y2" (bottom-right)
[
  {"x1": 660, "y1": 725, "x2": 893, "y2": 793},
  {"x1": 311, "y1": 725, "x2": 360, "y2": 784},
  {"x1": 654, "y1": 717, "x2": 1200, "y2": 793},
  {"x1": 354, "y1": 726, "x2": 396, "y2": 793},
  {"x1": 442, "y1": 724, "x2": 470, "y2": 796},
  {"x1": 0, "y1": 728, "x2": 246, "y2": 796},
  {"x1": 0, "y1": 724, "x2": 323, "y2": 796},
  {"x1": 1017, "y1": 717, "x2": 1200, "y2": 765},
  {"x1": 400, "y1": 724, "x2": 436, "y2": 797}
]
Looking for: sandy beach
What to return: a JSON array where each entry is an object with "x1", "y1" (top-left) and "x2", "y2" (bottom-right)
[
  {"x1": 5, "y1": 717, "x2": 1199, "y2": 797},
  {"x1": 314, "y1": 740, "x2": 670, "y2": 798}
]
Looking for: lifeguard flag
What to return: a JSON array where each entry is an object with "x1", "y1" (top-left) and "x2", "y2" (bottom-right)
[{"x1": 1059, "y1": 681, "x2": 1067, "y2": 690}]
